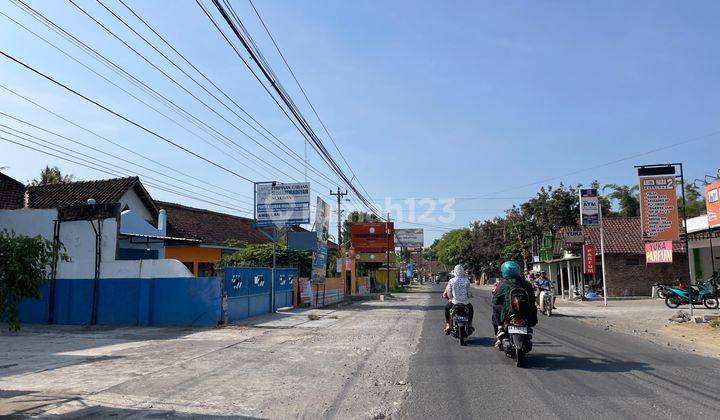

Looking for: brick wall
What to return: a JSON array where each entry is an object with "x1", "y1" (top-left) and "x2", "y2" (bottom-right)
[{"x1": 606, "y1": 253, "x2": 688, "y2": 297}]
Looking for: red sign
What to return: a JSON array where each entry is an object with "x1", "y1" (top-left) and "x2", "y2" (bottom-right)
[
  {"x1": 645, "y1": 241, "x2": 673, "y2": 263},
  {"x1": 583, "y1": 244, "x2": 596, "y2": 274},
  {"x1": 706, "y1": 180, "x2": 720, "y2": 228},
  {"x1": 350, "y1": 222, "x2": 394, "y2": 253}
]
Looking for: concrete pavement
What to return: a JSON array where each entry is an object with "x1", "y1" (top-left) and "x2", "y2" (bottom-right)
[
  {"x1": 401, "y1": 285, "x2": 720, "y2": 419},
  {"x1": 0, "y1": 292, "x2": 430, "y2": 418}
]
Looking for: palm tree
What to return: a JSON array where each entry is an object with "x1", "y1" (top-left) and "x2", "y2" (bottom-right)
[
  {"x1": 31, "y1": 165, "x2": 74, "y2": 186},
  {"x1": 602, "y1": 184, "x2": 640, "y2": 217}
]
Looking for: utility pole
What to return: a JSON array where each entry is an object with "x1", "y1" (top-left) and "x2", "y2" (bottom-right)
[
  {"x1": 386, "y1": 213, "x2": 391, "y2": 293},
  {"x1": 330, "y1": 188, "x2": 348, "y2": 295}
]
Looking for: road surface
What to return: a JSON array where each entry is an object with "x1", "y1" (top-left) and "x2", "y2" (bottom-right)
[{"x1": 402, "y1": 285, "x2": 720, "y2": 419}]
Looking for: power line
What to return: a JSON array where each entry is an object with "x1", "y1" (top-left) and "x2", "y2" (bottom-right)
[
  {"x1": 205, "y1": 0, "x2": 382, "y2": 218},
  {"x1": 0, "y1": 49, "x2": 255, "y2": 183},
  {"x1": 112, "y1": 0, "x2": 346, "y2": 193},
  {"x1": 247, "y1": 0, "x2": 374, "y2": 201}
]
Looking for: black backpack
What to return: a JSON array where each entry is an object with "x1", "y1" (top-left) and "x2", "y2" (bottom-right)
[{"x1": 507, "y1": 282, "x2": 530, "y2": 318}]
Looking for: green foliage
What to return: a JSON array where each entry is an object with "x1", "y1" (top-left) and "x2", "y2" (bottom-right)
[
  {"x1": 0, "y1": 231, "x2": 66, "y2": 331},
  {"x1": 429, "y1": 228, "x2": 471, "y2": 269},
  {"x1": 224, "y1": 239, "x2": 249, "y2": 248},
  {"x1": 31, "y1": 165, "x2": 74, "y2": 186},
  {"x1": 217, "y1": 241, "x2": 313, "y2": 277},
  {"x1": 603, "y1": 183, "x2": 640, "y2": 217},
  {"x1": 679, "y1": 183, "x2": 706, "y2": 218}
]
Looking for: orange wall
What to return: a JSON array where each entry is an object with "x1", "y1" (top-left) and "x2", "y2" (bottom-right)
[{"x1": 165, "y1": 246, "x2": 221, "y2": 276}]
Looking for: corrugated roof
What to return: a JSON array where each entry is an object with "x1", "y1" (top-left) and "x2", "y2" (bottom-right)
[{"x1": 557, "y1": 217, "x2": 685, "y2": 254}]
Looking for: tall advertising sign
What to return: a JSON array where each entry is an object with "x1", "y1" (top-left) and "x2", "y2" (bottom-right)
[
  {"x1": 311, "y1": 197, "x2": 331, "y2": 284},
  {"x1": 706, "y1": 179, "x2": 720, "y2": 228},
  {"x1": 639, "y1": 171, "x2": 680, "y2": 241},
  {"x1": 350, "y1": 222, "x2": 395, "y2": 252},
  {"x1": 254, "y1": 182, "x2": 310, "y2": 227},
  {"x1": 583, "y1": 244, "x2": 596, "y2": 274},
  {"x1": 394, "y1": 228, "x2": 424, "y2": 250},
  {"x1": 579, "y1": 189, "x2": 599, "y2": 226}
]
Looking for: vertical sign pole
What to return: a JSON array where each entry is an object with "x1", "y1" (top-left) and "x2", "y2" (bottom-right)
[
  {"x1": 678, "y1": 164, "x2": 694, "y2": 319},
  {"x1": 271, "y1": 227, "x2": 277, "y2": 313},
  {"x1": 599, "y1": 201, "x2": 609, "y2": 307},
  {"x1": 386, "y1": 213, "x2": 391, "y2": 294}
]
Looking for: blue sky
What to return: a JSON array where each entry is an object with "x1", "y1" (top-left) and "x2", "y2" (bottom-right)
[{"x1": 1, "y1": 0, "x2": 719, "y2": 244}]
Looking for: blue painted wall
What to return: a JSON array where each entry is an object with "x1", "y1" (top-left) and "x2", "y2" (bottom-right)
[
  {"x1": 18, "y1": 277, "x2": 221, "y2": 327},
  {"x1": 222, "y1": 267, "x2": 298, "y2": 323}
]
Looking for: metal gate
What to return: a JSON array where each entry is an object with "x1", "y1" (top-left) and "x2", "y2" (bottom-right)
[{"x1": 222, "y1": 267, "x2": 297, "y2": 323}]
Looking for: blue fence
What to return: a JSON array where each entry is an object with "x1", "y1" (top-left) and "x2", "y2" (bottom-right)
[
  {"x1": 18, "y1": 277, "x2": 221, "y2": 327},
  {"x1": 222, "y1": 267, "x2": 297, "y2": 323}
]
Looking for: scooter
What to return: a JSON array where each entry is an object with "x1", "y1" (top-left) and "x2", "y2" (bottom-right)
[
  {"x1": 538, "y1": 288, "x2": 553, "y2": 317},
  {"x1": 664, "y1": 285, "x2": 719, "y2": 309},
  {"x1": 498, "y1": 315, "x2": 533, "y2": 368},
  {"x1": 449, "y1": 304, "x2": 473, "y2": 346}
]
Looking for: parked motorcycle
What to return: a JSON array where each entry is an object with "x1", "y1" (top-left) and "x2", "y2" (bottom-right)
[
  {"x1": 653, "y1": 283, "x2": 672, "y2": 299},
  {"x1": 449, "y1": 304, "x2": 472, "y2": 346},
  {"x1": 664, "y1": 285, "x2": 719, "y2": 309},
  {"x1": 499, "y1": 315, "x2": 533, "y2": 367}
]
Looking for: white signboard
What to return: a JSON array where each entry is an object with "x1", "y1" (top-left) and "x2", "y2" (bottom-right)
[
  {"x1": 394, "y1": 228, "x2": 424, "y2": 249},
  {"x1": 561, "y1": 230, "x2": 584, "y2": 243},
  {"x1": 579, "y1": 189, "x2": 599, "y2": 226},
  {"x1": 254, "y1": 182, "x2": 310, "y2": 227}
]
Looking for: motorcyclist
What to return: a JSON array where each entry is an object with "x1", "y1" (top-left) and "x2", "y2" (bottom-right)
[
  {"x1": 492, "y1": 261, "x2": 537, "y2": 347},
  {"x1": 535, "y1": 271, "x2": 556, "y2": 310},
  {"x1": 443, "y1": 264, "x2": 474, "y2": 334}
]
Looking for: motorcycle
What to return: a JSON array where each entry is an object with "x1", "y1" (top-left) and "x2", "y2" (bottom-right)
[
  {"x1": 539, "y1": 288, "x2": 553, "y2": 317},
  {"x1": 449, "y1": 304, "x2": 472, "y2": 346},
  {"x1": 498, "y1": 314, "x2": 533, "y2": 368},
  {"x1": 664, "y1": 285, "x2": 719, "y2": 309},
  {"x1": 653, "y1": 283, "x2": 672, "y2": 299}
]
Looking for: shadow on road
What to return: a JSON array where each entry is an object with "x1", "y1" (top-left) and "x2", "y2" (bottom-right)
[
  {"x1": 463, "y1": 336, "x2": 495, "y2": 347},
  {"x1": 526, "y1": 354, "x2": 652, "y2": 373}
]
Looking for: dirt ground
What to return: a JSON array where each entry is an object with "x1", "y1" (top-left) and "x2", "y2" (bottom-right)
[
  {"x1": 556, "y1": 297, "x2": 720, "y2": 358},
  {"x1": 0, "y1": 289, "x2": 431, "y2": 419}
]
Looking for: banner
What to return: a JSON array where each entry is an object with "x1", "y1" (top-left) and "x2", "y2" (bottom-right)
[
  {"x1": 583, "y1": 244, "x2": 596, "y2": 274},
  {"x1": 406, "y1": 262, "x2": 414, "y2": 278},
  {"x1": 645, "y1": 241, "x2": 673, "y2": 264},
  {"x1": 254, "y1": 182, "x2": 310, "y2": 227},
  {"x1": 357, "y1": 252, "x2": 396, "y2": 263},
  {"x1": 561, "y1": 229, "x2": 584, "y2": 244},
  {"x1": 350, "y1": 222, "x2": 394, "y2": 252},
  {"x1": 311, "y1": 197, "x2": 331, "y2": 284},
  {"x1": 706, "y1": 179, "x2": 720, "y2": 228},
  {"x1": 639, "y1": 174, "x2": 680, "y2": 241},
  {"x1": 579, "y1": 189, "x2": 599, "y2": 226},
  {"x1": 394, "y1": 228, "x2": 424, "y2": 250}
]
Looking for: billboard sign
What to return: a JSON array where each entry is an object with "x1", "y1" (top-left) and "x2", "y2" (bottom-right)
[
  {"x1": 561, "y1": 229, "x2": 584, "y2": 244},
  {"x1": 583, "y1": 244, "x2": 596, "y2": 274},
  {"x1": 579, "y1": 189, "x2": 599, "y2": 226},
  {"x1": 254, "y1": 182, "x2": 310, "y2": 228},
  {"x1": 394, "y1": 228, "x2": 424, "y2": 250},
  {"x1": 645, "y1": 240, "x2": 673, "y2": 264},
  {"x1": 311, "y1": 197, "x2": 331, "y2": 284},
  {"x1": 406, "y1": 262, "x2": 414, "y2": 278},
  {"x1": 639, "y1": 171, "x2": 680, "y2": 241},
  {"x1": 350, "y1": 222, "x2": 394, "y2": 252},
  {"x1": 706, "y1": 179, "x2": 720, "y2": 228}
]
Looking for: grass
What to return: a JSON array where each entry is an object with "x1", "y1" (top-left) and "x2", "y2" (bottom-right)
[
  {"x1": 307, "y1": 314, "x2": 320, "y2": 321},
  {"x1": 710, "y1": 319, "x2": 720, "y2": 329},
  {"x1": 327, "y1": 315, "x2": 339, "y2": 319}
]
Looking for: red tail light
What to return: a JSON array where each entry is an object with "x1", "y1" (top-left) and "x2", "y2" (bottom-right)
[{"x1": 512, "y1": 318, "x2": 523, "y2": 326}]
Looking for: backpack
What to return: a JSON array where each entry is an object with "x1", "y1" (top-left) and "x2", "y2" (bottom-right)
[{"x1": 507, "y1": 282, "x2": 530, "y2": 318}]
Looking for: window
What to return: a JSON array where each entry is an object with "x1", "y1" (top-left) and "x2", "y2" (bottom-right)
[{"x1": 198, "y1": 262, "x2": 216, "y2": 277}]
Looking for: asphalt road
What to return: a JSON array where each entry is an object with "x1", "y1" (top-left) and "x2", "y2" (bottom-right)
[{"x1": 401, "y1": 285, "x2": 720, "y2": 419}]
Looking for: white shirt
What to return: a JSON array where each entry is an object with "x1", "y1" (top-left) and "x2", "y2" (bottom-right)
[{"x1": 445, "y1": 276, "x2": 471, "y2": 305}]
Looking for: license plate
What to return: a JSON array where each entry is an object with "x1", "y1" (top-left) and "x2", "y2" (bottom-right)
[
  {"x1": 508, "y1": 326, "x2": 527, "y2": 334},
  {"x1": 455, "y1": 316, "x2": 468, "y2": 322}
]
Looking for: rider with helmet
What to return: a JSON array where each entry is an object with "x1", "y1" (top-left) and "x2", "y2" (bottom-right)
[{"x1": 492, "y1": 261, "x2": 537, "y2": 347}]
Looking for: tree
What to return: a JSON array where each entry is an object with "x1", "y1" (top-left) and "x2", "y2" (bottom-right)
[
  {"x1": 679, "y1": 183, "x2": 706, "y2": 218},
  {"x1": 429, "y1": 228, "x2": 471, "y2": 269},
  {"x1": 0, "y1": 231, "x2": 65, "y2": 331},
  {"x1": 602, "y1": 184, "x2": 640, "y2": 217},
  {"x1": 217, "y1": 241, "x2": 313, "y2": 277},
  {"x1": 31, "y1": 165, "x2": 74, "y2": 186}
]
